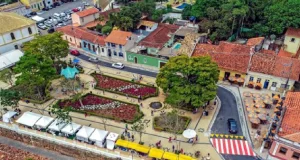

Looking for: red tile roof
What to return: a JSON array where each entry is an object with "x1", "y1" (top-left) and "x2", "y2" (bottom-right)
[
  {"x1": 285, "y1": 28, "x2": 300, "y2": 38},
  {"x1": 139, "y1": 23, "x2": 179, "y2": 49},
  {"x1": 76, "y1": 7, "x2": 99, "y2": 18},
  {"x1": 249, "y1": 53, "x2": 276, "y2": 75},
  {"x1": 217, "y1": 41, "x2": 252, "y2": 55},
  {"x1": 100, "y1": 8, "x2": 120, "y2": 20},
  {"x1": 260, "y1": 49, "x2": 276, "y2": 55},
  {"x1": 278, "y1": 49, "x2": 293, "y2": 58},
  {"x1": 104, "y1": 30, "x2": 132, "y2": 45},
  {"x1": 278, "y1": 92, "x2": 300, "y2": 142},
  {"x1": 57, "y1": 25, "x2": 105, "y2": 46},
  {"x1": 246, "y1": 37, "x2": 264, "y2": 46}
]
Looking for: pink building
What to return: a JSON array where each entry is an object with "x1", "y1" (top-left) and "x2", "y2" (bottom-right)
[{"x1": 71, "y1": 7, "x2": 100, "y2": 26}]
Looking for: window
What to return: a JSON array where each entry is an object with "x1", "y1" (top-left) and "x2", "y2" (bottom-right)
[
  {"x1": 235, "y1": 74, "x2": 241, "y2": 78},
  {"x1": 81, "y1": 18, "x2": 84, "y2": 22},
  {"x1": 10, "y1": 33, "x2": 15, "y2": 40},
  {"x1": 101, "y1": 48, "x2": 104, "y2": 52},
  {"x1": 70, "y1": 38, "x2": 72, "y2": 42},
  {"x1": 291, "y1": 38, "x2": 295, "y2": 42},
  {"x1": 271, "y1": 82, "x2": 277, "y2": 87},
  {"x1": 119, "y1": 52, "x2": 123, "y2": 57},
  {"x1": 280, "y1": 84, "x2": 290, "y2": 89},
  {"x1": 292, "y1": 152, "x2": 300, "y2": 159},
  {"x1": 119, "y1": 45, "x2": 122, "y2": 49},
  {"x1": 14, "y1": 45, "x2": 18, "y2": 49},
  {"x1": 249, "y1": 76, "x2": 254, "y2": 82},
  {"x1": 28, "y1": 27, "x2": 32, "y2": 34},
  {"x1": 83, "y1": 42, "x2": 87, "y2": 48},
  {"x1": 107, "y1": 43, "x2": 110, "y2": 46},
  {"x1": 92, "y1": 45, "x2": 96, "y2": 52},
  {"x1": 113, "y1": 51, "x2": 117, "y2": 56},
  {"x1": 111, "y1": 43, "x2": 116, "y2": 47},
  {"x1": 256, "y1": 78, "x2": 261, "y2": 83},
  {"x1": 279, "y1": 147, "x2": 287, "y2": 155}
]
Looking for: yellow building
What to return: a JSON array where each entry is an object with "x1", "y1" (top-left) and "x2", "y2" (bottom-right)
[
  {"x1": 20, "y1": 0, "x2": 44, "y2": 11},
  {"x1": 283, "y1": 28, "x2": 300, "y2": 55}
]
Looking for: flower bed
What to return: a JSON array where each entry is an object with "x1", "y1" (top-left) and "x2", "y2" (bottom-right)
[
  {"x1": 58, "y1": 94, "x2": 143, "y2": 123},
  {"x1": 91, "y1": 73, "x2": 158, "y2": 99}
]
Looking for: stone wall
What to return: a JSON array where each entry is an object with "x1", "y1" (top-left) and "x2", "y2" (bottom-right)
[{"x1": 0, "y1": 127, "x2": 116, "y2": 160}]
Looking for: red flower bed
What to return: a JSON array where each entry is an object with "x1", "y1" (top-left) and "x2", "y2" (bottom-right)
[
  {"x1": 92, "y1": 74, "x2": 157, "y2": 98},
  {"x1": 58, "y1": 94, "x2": 142, "y2": 122}
]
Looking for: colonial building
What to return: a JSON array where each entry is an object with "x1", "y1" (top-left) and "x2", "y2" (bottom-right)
[
  {"x1": 72, "y1": 7, "x2": 100, "y2": 26},
  {"x1": 268, "y1": 92, "x2": 300, "y2": 160},
  {"x1": 57, "y1": 26, "x2": 106, "y2": 56},
  {"x1": 104, "y1": 30, "x2": 136, "y2": 61},
  {"x1": 282, "y1": 28, "x2": 300, "y2": 56},
  {"x1": 0, "y1": 2, "x2": 31, "y2": 15},
  {"x1": 20, "y1": 0, "x2": 44, "y2": 11},
  {"x1": 0, "y1": 12, "x2": 38, "y2": 54}
]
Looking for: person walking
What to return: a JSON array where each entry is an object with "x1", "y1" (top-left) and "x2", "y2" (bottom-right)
[
  {"x1": 172, "y1": 145, "x2": 175, "y2": 152},
  {"x1": 169, "y1": 136, "x2": 172, "y2": 143},
  {"x1": 151, "y1": 110, "x2": 154, "y2": 116},
  {"x1": 126, "y1": 94, "x2": 128, "y2": 99},
  {"x1": 131, "y1": 135, "x2": 134, "y2": 141},
  {"x1": 125, "y1": 124, "x2": 128, "y2": 129},
  {"x1": 140, "y1": 103, "x2": 143, "y2": 108},
  {"x1": 127, "y1": 132, "x2": 130, "y2": 139}
]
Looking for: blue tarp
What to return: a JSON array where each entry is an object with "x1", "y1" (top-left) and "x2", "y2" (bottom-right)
[
  {"x1": 73, "y1": 58, "x2": 80, "y2": 64},
  {"x1": 189, "y1": 16, "x2": 196, "y2": 21},
  {"x1": 60, "y1": 66, "x2": 79, "y2": 79}
]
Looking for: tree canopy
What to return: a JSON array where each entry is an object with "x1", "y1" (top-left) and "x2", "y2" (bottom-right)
[
  {"x1": 0, "y1": 89, "x2": 21, "y2": 109},
  {"x1": 156, "y1": 55, "x2": 219, "y2": 108},
  {"x1": 23, "y1": 32, "x2": 69, "y2": 61}
]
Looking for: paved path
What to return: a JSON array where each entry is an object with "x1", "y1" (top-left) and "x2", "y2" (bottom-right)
[{"x1": 0, "y1": 136, "x2": 74, "y2": 160}]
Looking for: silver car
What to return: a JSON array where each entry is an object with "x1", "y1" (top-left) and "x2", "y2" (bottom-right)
[
  {"x1": 88, "y1": 57, "x2": 99, "y2": 62},
  {"x1": 112, "y1": 63, "x2": 125, "y2": 69}
]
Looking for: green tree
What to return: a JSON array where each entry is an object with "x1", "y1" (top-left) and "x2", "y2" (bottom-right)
[
  {"x1": 23, "y1": 32, "x2": 69, "y2": 61},
  {"x1": 0, "y1": 68, "x2": 14, "y2": 85},
  {"x1": 182, "y1": 4, "x2": 192, "y2": 20},
  {"x1": 119, "y1": 16, "x2": 133, "y2": 31},
  {"x1": 96, "y1": 24, "x2": 102, "y2": 32},
  {"x1": 0, "y1": 89, "x2": 21, "y2": 115},
  {"x1": 131, "y1": 120, "x2": 148, "y2": 144},
  {"x1": 156, "y1": 55, "x2": 219, "y2": 108},
  {"x1": 119, "y1": 6, "x2": 142, "y2": 28},
  {"x1": 102, "y1": 25, "x2": 112, "y2": 35},
  {"x1": 50, "y1": 104, "x2": 72, "y2": 124}
]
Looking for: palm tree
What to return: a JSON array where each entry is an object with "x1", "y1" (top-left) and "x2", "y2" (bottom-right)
[{"x1": 120, "y1": 16, "x2": 133, "y2": 31}]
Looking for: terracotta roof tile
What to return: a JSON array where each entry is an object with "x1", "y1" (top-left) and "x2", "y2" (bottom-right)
[
  {"x1": 249, "y1": 53, "x2": 276, "y2": 75},
  {"x1": 138, "y1": 23, "x2": 179, "y2": 49},
  {"x1": 57, "y1": 25, "x2": 105, "y2": 46},
  {"x1": 104, "y1": 30, "x2": 132, "y2": 45},
  {"x1": 278, "y1": 92, "x2": 300, "y2": 142},
  {"x1": 246, "y1": 37, "x2": 264, "y2": 46},
  {"x1": 100, "y1": 8, "x2": 120, "y2": 20},
  {"x1": 76, "y1": 8, "x2": 99, "y2": 18},
  {"x1": 285, "y1": 28, "x2": 300, "y2": 38},
  {"x1": 260, "y1": 49, "x2": 276, "y2": 55},
  {"x1": 83, "y1": 21, "x2": 106, "y2": 28},
  {"x1": 278, "y1": 49, "x2": 293, "y2": 58},
  {"x1": 217, "y1": 41, "x2": 252, "y2": 55},
  {"x1": 137, "y1": 20, "x2": 156, "y2": 28}
]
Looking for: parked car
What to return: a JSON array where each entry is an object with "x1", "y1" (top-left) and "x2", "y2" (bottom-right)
[
  {"x1": 30, "y1": 12, "x2": 37, "y2": 15},
  {"x1": 42, "y1": 7, "x2": 49, "y2": 11},
  {"x1": 227, "y1": 118, "x2": 238, "y2": 134},
  {"x1": 56, "y1": 23, "x2": 66, "y2": 27},
  {"x1": 112, "y1": 63, "x2": 125, "y2": 69},
  {"x1": 37, "y1": 23, "x2": 47, "y2": 30},
  {"x1": 53, "y1": 2, "x2": 60, "y2": 6},
  {"x1": 77, "y1": 7, "x2": 82, "y2": 11},
  {"x1": 65, "y1": 10, "x2": 73, "y2": 15},
  {"x1": 53, "y1": 13, "x2": 60, "y2": 18},
  {"x1": 63, "y1": 17, "x2": 69, "y2": 22},
  {"x1": 47, "y1": 28, "x2": 55, "y2": 33},
  {"x1": 24, "y1": 14, "x2": 31, "y2": 18},
  {"x1": 72, "y1": 8, "x2": 79, "y2": 12},
  {"x1": 70, "y1": 49, "x2": 80, "y2": 56},
  {"x1": 48, "y1": 5, "x2": 53, "y2": 9},
  {"x1": 88, "y1": 57, "x2": 99, "y2": 62},
  {"x1": 60, "y1": 12, "x2": 66, "y2": 17}
]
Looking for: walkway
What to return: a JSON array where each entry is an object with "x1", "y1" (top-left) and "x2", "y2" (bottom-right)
[{"x1": 0, "y1": 136, "x2": 74, "y2": 160}]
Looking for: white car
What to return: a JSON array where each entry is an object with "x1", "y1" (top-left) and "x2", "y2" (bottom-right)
[
  {"x1": 37, "y1": 23, "x2": 47, "y2": 30},
  {"x1": 88, "y1": 57, "x2": 99, "y2": 62},
  {"x1": 112, "y1": 63, "x2": 124, "y2": 69}
]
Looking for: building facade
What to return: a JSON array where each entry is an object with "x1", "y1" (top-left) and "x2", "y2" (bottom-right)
[
  {"x1": 126, "y1": 51, "x2": 167, "y2": 68},
  {"x1": 72, "y1": 8, "x2": 100, "y2": 26},
  {"x1": 283, "y1": 28, "x2": 300, "y2": 55},
  {"x1": 0, "y1": 13, "x2": 38, "y2": 54},
  {"x1": 0, "y1": 2, "x2": 31, "y2": 15},
  {"x1": 21, "y1": 0, "x2": 44, "y2": 11}
]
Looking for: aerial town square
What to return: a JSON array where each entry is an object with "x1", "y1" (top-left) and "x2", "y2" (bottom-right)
[{"x1": 0, "y1": 0, "x2": 299, "y2": 160}]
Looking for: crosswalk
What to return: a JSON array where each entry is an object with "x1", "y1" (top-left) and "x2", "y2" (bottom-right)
[{"x1": 210, "y1": 138, "x2": 256, "y2": 156}]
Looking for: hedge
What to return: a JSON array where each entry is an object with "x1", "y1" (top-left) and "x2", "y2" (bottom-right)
[{"x1": 91, "y1": 73, "x2": 159, "y2": 100}]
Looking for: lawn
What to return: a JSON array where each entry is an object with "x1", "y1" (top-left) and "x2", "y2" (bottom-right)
[
  {"x1": 58, "y1": 94, "x2": 143, "y2": 123},
  {"x1": 91, "y1": 73, "x2": 158, "y2": 99},
  {"x1": 153, "y1": 114, "x2": 191, "y2": 134}
]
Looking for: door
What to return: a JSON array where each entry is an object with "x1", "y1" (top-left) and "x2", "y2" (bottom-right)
[
  {"x1": 134, "y1": 57, "x2": 137, "y2": 64},
  {"x1": 224, "y1": 72, "x2": 230, "y2": 80},
  {"x1": 264, "y1": 80, "x2": 269, "y2": 89}
]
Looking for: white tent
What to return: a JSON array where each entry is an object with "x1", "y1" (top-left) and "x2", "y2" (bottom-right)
[
  {"x1": 48, "y1": 119, "x2": 67, "y2": 132},
  {"x1": 31, "y1": 15, "x2": 45, "y2": 23},
  {"x1": 89, "y1": 129, "x2": 109, "y2": 147},
  {"x1": 76, "y1": 126, "x2": 95, "y2": 142},
  {"x1": 2, "y1": 111, "x2": 17, "y2": 123},
  {"x1": 106, "y1": 132, "x2": 118, "y2": 150},
  {"x1": 0, "y1": 50, "x2": 24, "y2": 71},
  {"x1": 34, "y1": 116, "x2": 54, "y2": 129},
  {"x1": 16, "y1": 112, "x2": 42, "y2": 127},
  {"x1": 61, "y1": 122, "x2": 81, "y2": 135}
]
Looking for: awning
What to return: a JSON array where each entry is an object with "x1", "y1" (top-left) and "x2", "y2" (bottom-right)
[
  {"x1": 135, "y1": 144, "x2": 150, "y2": 153},
  {"x1": 149, "y1": 148, "x2": 164, "y2": 159},
  {"x1": 127, "y1": 142, "x2": 139, "y2": 150},
  {"x1": 163, "y1": 152, "x2": 178, "y2": 160},
  {"x1": 0, "y1": 50, "x2": 24, "y2": 71},
  {"x1": 16, "y1": 111, "x2": 42, "y2": 127},
  {"x1": 115, "y1": 139, "x2": 129, "y2": 148},
  {"x1": 179, "y1": 154, "x2": 193, "y2": 160}
]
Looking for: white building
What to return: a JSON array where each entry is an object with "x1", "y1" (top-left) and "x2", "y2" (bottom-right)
[{"x1": 0, "y1": 12, "x2": 38, "y2": 54}]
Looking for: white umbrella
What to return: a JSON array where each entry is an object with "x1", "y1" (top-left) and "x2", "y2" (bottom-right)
[{"x1": 182, "y1": 129, "x2": 196, "y2": 139}]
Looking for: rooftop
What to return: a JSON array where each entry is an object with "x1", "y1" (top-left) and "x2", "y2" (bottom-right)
[
  {"x1": 104, "y1": 30, "x2": 132, "y2": 45},
  {"x1": 0, "y1": 12, "x2": 35, "y2": 34},
  {"x1": 285, "y1": 28, "x2": 300, "y2": 38},
  {"x1": 278, "y1": 92, "x2": 300, "y2": 142},
  {"x1": 246, "y1": 37, "x2": 264, "y2": 46},
  {"x1": 57, "y1": 26, "x2": 105, "y2": 46},
  {"x1": 0, "y1": 2, "x2": 25, "y2": 11},
  {"x1": 278, "y1": 49, "x2": 292, "y2": 58},
  {"x1": 100, "y1": 8, "x2": 120, "y2": 20},
  {"x1": 138, "y1": 23, "x2": 179, "y2": 49},
  {"x1": 137, "y1": 20, "x2": 156, "y2": 28},
  {"x1": 75, "y1": 7, "x2": 99, "y2": 18},
  {"x1": 174, "y1": 26, "x2": 198, "y2": 37}
]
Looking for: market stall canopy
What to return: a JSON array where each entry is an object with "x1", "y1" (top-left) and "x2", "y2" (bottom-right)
[
  {"x1": 35, "y1": 116, "x2": 54, "y2": 129},
  {"x1": 115, "y1": 139, "x2": 129, "y2": 148},
  {"x1": 0, "y1": 50, "x2": 24, "y2": 71},
  {"x1": 134, "y1": 144, "x2": 150, "y2": 153},
  {"x1": 149, "y1": 148, "x2": 164, "y2": 159},
  {"x1": 89, "y1": 129, "x2": 109, "y2": 142},
  {"x1": 163, "y1": 152, "x2": 178, "y2": 160},
  {"x1": 2, "y1": 111, "x2": 17, "y2": 123},
  {"x1": 61, "y1": 122, "x2": 81, "y2": 135},
  {"x1": 182, "y1": 129, "x2": 196, "y2": 139},
  {"x1": 60, "y1": 66, "x2": 79, "y2": 79},
  {"x1": 106, "y1": 132, "x2": 119, "y2": 150},
  {"x1": 179, "y1": 154, "x2": 194, "y2": 160},
  {"x1": 48, "y1": 119, "x2": 68, "y2": 132},
  {"x1": 16, "y1": 112, "x2": 42, "y2": 127},
  {"x1": 76, "y1": 126, "x2": 95, "y2": 139}
]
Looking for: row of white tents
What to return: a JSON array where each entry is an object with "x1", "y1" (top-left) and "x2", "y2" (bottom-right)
[{"x1": 11, "y1": 111, "x2": 118, "y2": 150}]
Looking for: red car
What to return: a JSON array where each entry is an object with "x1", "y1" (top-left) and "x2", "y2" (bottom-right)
[
  {"x1": 70, "y1": 49, "x2": 80, "y2": 56},
  {"x1": 72, "y1": 8, "x2": 79, "y2": 12}
]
